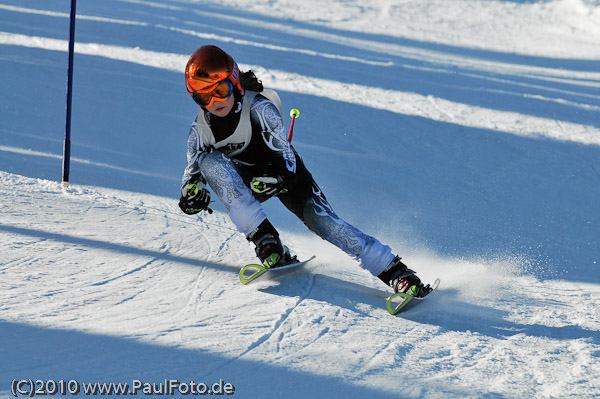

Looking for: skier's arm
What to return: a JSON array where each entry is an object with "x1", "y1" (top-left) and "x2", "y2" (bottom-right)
[
  {"x1": 250, "y1": 97, "x2": 298, "y2": 186},
  {"x1": 179, "y1": 123, "x2": 211, "y2": 214},
  {"x1": 181, "y1": 123, "x2": 206, "y2": 192}
]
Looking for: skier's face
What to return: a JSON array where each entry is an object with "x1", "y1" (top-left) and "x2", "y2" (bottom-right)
[{"x1": 206, "y1": 93, "x2": 235, "y2": 117}]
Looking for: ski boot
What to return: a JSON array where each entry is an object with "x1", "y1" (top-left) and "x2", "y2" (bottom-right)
[
  {"x1": 377, "y1": 256, "x2": 431, "y2": 298},
  {"x1": 248, "y1": 219, "x2": 294, "y2": 268}
]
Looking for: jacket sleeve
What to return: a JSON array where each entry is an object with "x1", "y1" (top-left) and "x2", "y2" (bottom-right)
[
  {"x1": 250, "y1": 96, "x2": 297, "y2": 182},
  {"x1": 180, "y1": 122, "x2": 208, "y2": 195}
]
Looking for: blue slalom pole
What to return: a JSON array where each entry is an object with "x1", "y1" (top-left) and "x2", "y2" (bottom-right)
[{"x1": 62, "y1": 0, "x2": 77, "y2": 186}]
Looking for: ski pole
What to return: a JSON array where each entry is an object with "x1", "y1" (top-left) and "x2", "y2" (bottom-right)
[{"x1": 287, "y1": 108, "x2": 300, "y2": 143}]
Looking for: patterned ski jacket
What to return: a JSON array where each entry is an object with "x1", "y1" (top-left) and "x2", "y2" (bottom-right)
[{"x1": 180, "y1": 90, "x2": 297, "y2": 194}]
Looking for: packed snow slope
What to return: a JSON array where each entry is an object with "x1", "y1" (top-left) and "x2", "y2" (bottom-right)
[{"x1": 1, "y1": 0, "x2": 599, "y2": 398}]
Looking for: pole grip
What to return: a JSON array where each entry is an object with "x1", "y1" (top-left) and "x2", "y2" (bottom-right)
[{"x1": 287, "y1": 108, "x2": 300, "y2": 143}]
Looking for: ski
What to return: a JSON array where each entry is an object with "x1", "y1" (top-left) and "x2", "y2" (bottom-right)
[
  {"x1": 386, "y1": 278, "x2": 441, "y2": 315},
  {"x1": 239, "y1": 255, "x2": 316, "y2": 285}
]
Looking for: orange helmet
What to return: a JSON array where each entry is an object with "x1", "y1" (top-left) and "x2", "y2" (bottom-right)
[{"x1": 185, "y1": 45, "x2": 242, "y2": 106}]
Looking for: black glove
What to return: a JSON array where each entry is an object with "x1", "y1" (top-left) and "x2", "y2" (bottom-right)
[
  {"x1": 250, "y1": 176, "x2": 287, "y2": 198},
  {"x1": 179, "y1": 179, "x2": 212, "y2": 215}
]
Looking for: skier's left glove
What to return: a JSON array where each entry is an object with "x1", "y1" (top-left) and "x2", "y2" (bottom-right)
[
  {"x1": 250, "y1": 176, "x2": 287, "y2": 197},
  {"x1": 179, "y1": 177, "x2": 212, "y2": 215}
]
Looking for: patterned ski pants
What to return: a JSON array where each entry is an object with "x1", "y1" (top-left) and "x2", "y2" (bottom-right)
[{"x1": 197, "y1": 151, "x2": 394, "y2": 276}]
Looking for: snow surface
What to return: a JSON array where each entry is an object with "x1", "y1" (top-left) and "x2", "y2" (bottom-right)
[{"x1": 1, "y1": 0, "x2": 599, "y2": 398}]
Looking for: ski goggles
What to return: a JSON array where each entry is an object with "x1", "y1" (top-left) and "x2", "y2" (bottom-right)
[{"x1": 191, "y1": 79, "x2": 234, "y2": 108}]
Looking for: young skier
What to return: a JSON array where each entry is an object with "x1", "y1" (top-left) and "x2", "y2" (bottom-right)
[{"x1": 178, "y1": 45, "x2": 431, "y2": 297}]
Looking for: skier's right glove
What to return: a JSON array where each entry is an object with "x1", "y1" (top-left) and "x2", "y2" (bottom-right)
[{"x1": 179, "y1": 178, "x2": 212, "y2": 215}]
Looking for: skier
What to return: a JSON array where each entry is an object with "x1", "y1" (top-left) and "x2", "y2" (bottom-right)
[{"x1": 178, "y1": 45, "x2": 431, "y2": 297}]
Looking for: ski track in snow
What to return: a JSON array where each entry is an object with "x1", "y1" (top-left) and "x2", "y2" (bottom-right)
[
  {"x1": 1, "y1": 164, "x2": 600, "y2": 397},
  {"x1": 1, "y1": 0, "x2": 600, "y2": 398}
]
